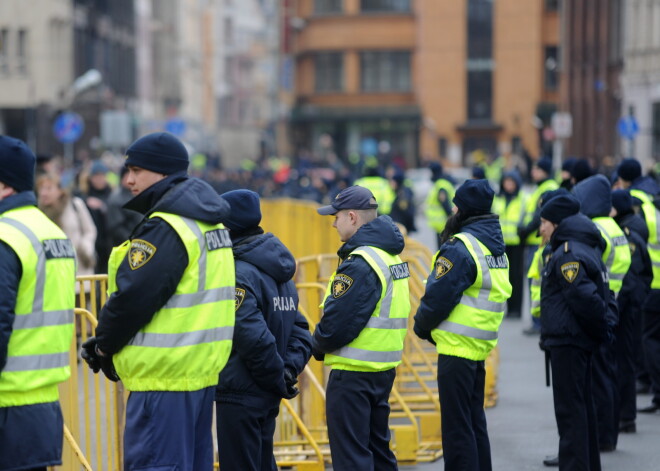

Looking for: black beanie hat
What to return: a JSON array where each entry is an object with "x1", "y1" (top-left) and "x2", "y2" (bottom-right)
[
  {"x1": 540, "y1": 194, "x2": 581, "y2": 224},
  {"x1": 561, "y1": 157, "x2": 577, "y2": 172},
  {"x1": 453, "y1": 179, "x2": 494, "y2": 215},
  {"x1": 541, "y1": 188, "x2": 569, "y2": 207},
  {"x1": 125, "y1": 132, "x2": 189, "y2": 175},
  {"x1": 221, "y1": 189, "x2": 262, "y2": 232},
  {"x1": 535, "y1": 157, "x2": 553, "y2": 175},
  {"x1": 617, "y1": 158, "x2": 642, "y2": 182},
  {"x1": 0, "y1": 135, "x2": 36, "y2": 192},
  {"x1": 571, "y1": 159, "x2": 592, "y2": 183},
  {"x1": 611, "y1": 189, "x2": 633, "y2": 216}
]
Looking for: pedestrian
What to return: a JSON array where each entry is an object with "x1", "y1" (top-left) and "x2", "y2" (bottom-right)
[
  {"x1": 610, "y1": 189, "x2": 653, "y2": 433},
  {"x1": 389, "y1": 171, "x2": 417, "y2": 234},
  {"x1": 106, "y1": 166, "x2": 142, "y2": 247},
  {"x1": 425, "y1": 162, "x2": 455, "y2": 251},
  {"x1": 80, "y1": 132, "x2": 235, "y2": 470},
  {"x1": 0, "y1": 136, "x2": 76, "y2": 471},
  {"x1": 414, "y1": 179, "x2": 512, "y2": 471},
  {"x1": 82, "y1": 160, "x2": 113, "y2": 274},
  {"x1": 313, "y1": 185, "x2": 411, "y2": 470},
  {"x1": 538, "y1": 194, "x2": 612, "y2": 470},
  {"x1": 574, "y1": 175, "x2": 632, "y2": 452},
  {"x1": 215, "y1": 189, "x2": 312, "y2": 471}
]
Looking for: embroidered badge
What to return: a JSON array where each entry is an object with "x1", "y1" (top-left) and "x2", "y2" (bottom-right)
[
  {"x1": 434, "y1": 256, "x2": 453, "y2": 279},
  {"x1": 332, "y1": 274, "x2": 354, "y2": 298},
  {"x1": 561, "y1": 261, "x2": 580, "y2": 283},
  {"x1": 235, "y1": 288, "x2": 246, "y2": 310},
  {"x1": 128, "y1": 239, "x2": 156, "y2": 270}
]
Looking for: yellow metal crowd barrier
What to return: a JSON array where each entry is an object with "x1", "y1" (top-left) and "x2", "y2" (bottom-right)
[{"x1": 55, "y1": 198, "x2": 499, "y2": 469}]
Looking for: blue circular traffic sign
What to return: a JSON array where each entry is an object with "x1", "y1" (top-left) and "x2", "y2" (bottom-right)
[
  {"x1": 53, "y1": 112, "x2": 85, "y2": 144},
  {"x1": 617, "y1": 116, "x2": 639, "y2": 140}
]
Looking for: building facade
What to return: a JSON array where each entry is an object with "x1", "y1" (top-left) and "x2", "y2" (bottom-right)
[{"x1": 287, "y1": 0, "x2": 560, "y2": 168}]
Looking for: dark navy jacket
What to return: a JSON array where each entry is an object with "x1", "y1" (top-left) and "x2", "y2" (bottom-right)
[
  {"x1": 540, "y1": 213, "x2": 610, "y2": 350},
  {"x1": 414, "y1": 214, "x2": 506, "y2": 339},
  {"x1": 616, "y1": 213, "x2": 652, "y2": 317},
  {"x1": 96, "y1": 173, "x2": 231, "y2": 355},
  {"x1": 312, "y1": 216, "x2": 405, "y2": 357},
  {"x1": 216, "y1": 231, "x2": 312, "y2": 407}
]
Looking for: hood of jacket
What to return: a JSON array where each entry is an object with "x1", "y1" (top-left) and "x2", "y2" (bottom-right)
[
  {"x1": 550, "y1": 213, "x2": 606, "y2": 253},
  {"x1": 459, "y1": 214, "x2": 506, "y2": 257},
  {"x1": 339, "y1": 215, "x2": 405, "y2": 258},
  {"x1": 232, "y1": 232, "x2": 296, "y2": 283},
  {"x1": 124, "y1": 172, "x2": 230, "y2": 224},
  {"x1": 631, "y1": 175, "x2": 660, "y2": 197},
  {"x1": 573, "y1": 174, "x2": 612, "y2": 218},
  {"x1": 497, "y1": 170, "x2": 522, "y2": 197}
]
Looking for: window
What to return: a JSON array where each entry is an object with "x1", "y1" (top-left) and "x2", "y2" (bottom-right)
[
  {"x1": 361, "y1": 0, "x2": 411, "y2": 13},
  {"x1": 467, "y1": 0, "x2": 493, "y2": 120},
  {"x1": 544, "y1": 46, "x2": 559, "y2": 91},
  {"x1": 314, "y1": 0, "x2": 342, "y2": 14},
  {"x1": 545, "y1": 0, "x2": 560, "y2": 12},
  {"x1": 467, "y1": 70, "x2": 492, "y2": 120},
  {"x1": 653, "y1": 103, "x2": 660, "y2": 158},
  {"x1": 467, "y1": 0, "x2": 493, "y2": 60},
  {"x1": 315, "y1": 52, "x2": 343, "y2": 92},
  {"x1": 0, "y1": 29, "x2": 8, "y2": 73},
  {"x1": 360, "y1": 51, "x2": 410, "y2": 92},
  {"x1": 17, "y1": 29, "x2": 27, "y2": 74}
]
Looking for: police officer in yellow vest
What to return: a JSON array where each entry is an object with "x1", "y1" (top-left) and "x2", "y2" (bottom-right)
[
  {"x1": 0, "y1": 136, "x2": 76, "y2": 471},
  {"x1": 80, "y1": 133, "x2": 235, "y2": 470},
  {"x1": 616, "y1": 158, "x2": 660, "y2": 413},
  {"x1": 425, "y1": 161, "x2": 456, "y2": 250},
  {"x1": 414, "y1": 179, "x2": 512, "y2": 471},
  {"x1": 313, "y1": 185, "x2": 410, "y2": 470},
  {"x1": 574, "y1": 174, "x2": 632, "y2": 453}
]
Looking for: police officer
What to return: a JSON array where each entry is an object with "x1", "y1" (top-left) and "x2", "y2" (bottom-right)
[
  {"x1": 0, "y1": 136, "x2": 76, "y2": 471},
  {"x1": 610, "y1": 189, "x2": 652, "y2": 433},
  {"x1": 425, "y1": 162, "x2": 456, "y2": 250},
  {"x1": 80, "y1": 132, "x2": 235, "y2": 470},
  {"x1": 539, "y1": 194, "x2": 610, "y2": 471},
  {"x1": 313, "y1": 185, "x2": 410, "y2": 470},
  {"x1": 215, "y1": 189, "x2": 312, "y2": 471},
  {"x1": 414, "y1": 179, "x2": 512, "y2": 471},
  {"x1": 354, "y1": 165, "x2": 395, "y2": 215},
  {"x1": 574, "y1": 175, "x2": 632, "y2": 452}
]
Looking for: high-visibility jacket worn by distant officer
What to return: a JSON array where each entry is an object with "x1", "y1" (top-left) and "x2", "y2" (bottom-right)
[
  {"x1": 107, "y1": 211, "x2": 235, "y2": 391},
  {"x1": 527, "y1": 244, "x2": 545, "y2": 318},
  {"x1": 0, "y1": 206, "x2": 75, "y2": 407},
  {"x1": 492, "y1": 194, "x2": 524, "y2": 246},
  {"x1": 354, "y1": 176, "x2": 395, "y2": 215},
  {"x1": 431, "y1": 232, "x2": 512, "y2": 360},
  {"x1": 322, "y1": 246, "x2": 410, "y2": 372},
  {"x1": 631, "y1": 189, "x2": 660, "y2": 289},
  {"x1": 521, "y1": 179, "x2": 559, "y2": 245},
  {"x1": 592, "y1": 217, "x2": 632, "y2": 295},
  {"x1": 426, "y1": 178, "x2": 456, "y2": 233}
]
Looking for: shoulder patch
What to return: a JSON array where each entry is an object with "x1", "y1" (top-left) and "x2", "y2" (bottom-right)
[
  {"x1": 332, "y1": 274, "x2": 354, "y2": 298},
  {"x1": 560, "y1": 261, "x2": 580, "y2": 283},
  {"x1": 128, "y1": 239, "x2": 156, "y2": 270},
  {"x1": 235, "y1": 287, "x2": 246, "y2": 310},
  {"x1": 434, "y1": 256, "x2": 453, "y2": 279}
]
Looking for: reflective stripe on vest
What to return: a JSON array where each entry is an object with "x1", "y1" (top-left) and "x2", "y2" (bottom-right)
[
  {"x1": 323, "y1": 245, "x2": 410, "y2": 371},
  {"x1": 593, "y1": 217, "x2": 631, "y2": 294},
  {"x1": 432, "y1": 232, "x2": 512, "y2": 361},
  {"x1": 632, "y1": 189, "x2": 660, "y2": 289}
]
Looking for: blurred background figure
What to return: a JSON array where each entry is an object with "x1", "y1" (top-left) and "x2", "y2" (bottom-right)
[
  {"x1": 425, "y1": 162, "x2": 456, "y2": 250},
  {"x1": 82, "y1": 161, "x2": 113, "y2": 274},
  {"x1": 106, "y1": 166, "x2": 142, "y2": 248},
  {"x1": 389, "y1": 171, "x2": 417, "y2": 234}
]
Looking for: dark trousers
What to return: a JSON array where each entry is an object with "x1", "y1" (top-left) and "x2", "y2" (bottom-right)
[
  {"x1": 124, "y1": 388, "x2": 214, "y2": 471},
  {"x1": 216, "y1": 401, "x2": 279, "y2": 471},
  {"x1": 592, "y1": 341, "x2": 619, "y2": 449},
  {"x1": 616, "y1": 300, "x2": 638, "y2": 422},
  {"x1": 437, "y1": 354, "x2": 491, "y2": 471},
  {"x1": 326, "y1": 368, "x2": 398, "y2": 471},
  {"x1": 643, "y1": 309, "x2": 660, "y2": 406},
  {"x1": 550, "y1": 346, "x2": 601, "y2": 471},
  {"x1": 505, "y1": 244, "x2": 524, "y2": 317}
]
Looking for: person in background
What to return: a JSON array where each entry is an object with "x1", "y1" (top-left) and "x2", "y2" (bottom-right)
[
  {"x1": 215, "y1": 189, "x2": 312, "y2": 471},
  {"x1": 425, "y1": 161, "x2": 456, "y2": 250},
  {"x1": 83, "y1": 161, "x2": 113, "y2": 274},
  {"x1": 0, "y1": 136, "x2": 76, "y2": 471},
  {"x1": 492, "y1": 171, "x2": 525, "y2": 317},
  {"x1": 106, "y1": 166, "x2": 142, "y2": 248},
  {"x1": 570, "y1": 159, "x2": 593, "y2": 187},
  {"x1": 560, "y1": 158, "x2": 577, "y2": 190},
  {"x1": 390, "y1": 171, "x2": 417, "y2": 234},
  {"x1": 471, "y1": 166, "x2": 486, "y2": 180},
  {"x1": 414, "y1": 179, "x2": 512, "y2": 471},
  {"x1": 539, "y1": 194, "x2": 610, "y2": 471},
  {"x1": 313, "y1": 185, "x2": 410, "y2": 471},
  {"x1": 36, "y1": 172, "x2": 97, "y2": 282},
  {"x1": 354, "y1": 164, "x2": 395, "y2": 216}
]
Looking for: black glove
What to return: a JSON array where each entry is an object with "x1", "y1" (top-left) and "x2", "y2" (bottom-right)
[
  {"x1": 81, "y1": 337, "x2": 101, "y2": 373},
  {"x1": 283, "y1": 367, "x2": 299, "y2": 399},
  {"x1": 99, "y1": 354, "x2": 120, "y2": 383},
  {"x1": 312, "y1": 347, "x2": 325, "y2": 362},
  {"x1": 413, "y1": 324, "x2": 436, "y2": 345}
]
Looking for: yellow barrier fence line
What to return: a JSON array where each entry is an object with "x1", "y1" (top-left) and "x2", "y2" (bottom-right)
[
  {"x1": 63, "y1": 424, "x2": 93, "y2": 471},
  {"x1": 278, "y1": 399, "x2": 326, "y2": 466},
  {"x1": 302, "y1": 365, "x2": 326, "y2": 401},
  {"x1": 398, "y1": 354, "x2": 440, "y2": 411}
]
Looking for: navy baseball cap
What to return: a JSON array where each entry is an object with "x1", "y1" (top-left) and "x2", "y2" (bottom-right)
[{"x1": 317, "y1": 185, "x2": 379, "y2": 215}]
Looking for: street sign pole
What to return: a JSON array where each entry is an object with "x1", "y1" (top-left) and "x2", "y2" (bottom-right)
[{"x1": 65, "y1": 142, "x2": 74, "y2": 167}]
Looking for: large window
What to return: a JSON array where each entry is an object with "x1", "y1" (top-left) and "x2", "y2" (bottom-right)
[
  {"x1": 0, "y1": 29, "x2": 8, "y2": 73},
  {"x1": 467, "y1": 0, "x2": 493, "y2": 121},
  {"x1": 544, "y1": 46, "x2": 559, "y2": 91},
  {"x1": 315, "y1": 52, "x2": 343, "y2": 93},
  {"x1": 16, "y1": 29, "x2": 27, "y2": 74},
  {"x1": 360, "y1": 51, "x2": 411, "y2": 92},
  {"x1": 361, "y1": 0, "x2": 411, "y2": 13},
  {"x1": 314, "y1": 0, "x2": 342, "y2": 14}
]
